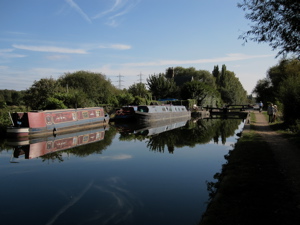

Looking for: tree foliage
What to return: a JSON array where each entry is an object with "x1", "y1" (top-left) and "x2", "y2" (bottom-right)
[
  {"x1": 238, "y1": 0, "x2": 300, "y2": 57},
  {"x1": 0, "y1": 89, "x2": 24, "y2": 106},
  {"x1": 252, "y1": 78, "x2": 274, "y2": 104},
  {"x1": 167, "y1": 67, "x2": 216, "y2": 88},
  {"x1": 147, "y1": 73, "x2": 178, "y2": 100},
  {"x1": 213, "y1": 65, "x2": 247, "y2": 104},
  {"x1": 58, "y1": 71, "x2": 118, "y2": 106},
  {"x1": 23, "y1": 78, "x2": 62, "y2": 110},
  {"x1": 22, "y1": 71, "x2": 119, "y2": 110},
  {"x1": 180, "y1": 81, "x2": 215, "y2": 105},
  {"x1": 128, "y1": 83, "x2": 150, "y2": 99},
  {"x1": 253, "y1": 58, "x2": 300, "y2": 126}
]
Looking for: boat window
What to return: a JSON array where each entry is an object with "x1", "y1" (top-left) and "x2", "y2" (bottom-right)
[{"x1": 137, "y1": 106, "x2": 149, "y2": 112}]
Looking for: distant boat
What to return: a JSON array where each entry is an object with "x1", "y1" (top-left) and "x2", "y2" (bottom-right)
[
  {"x1": 134, "y1": 105, "x2": 191, "y2": 122},
  {"x1": 112, "y1": 106, "x2": 137, "y2": 121},
  {"x1": 7, "y1": 107, "x2": 109, "y2": 137}
]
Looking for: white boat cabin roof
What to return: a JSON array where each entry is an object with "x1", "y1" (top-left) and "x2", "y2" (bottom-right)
[{"x1": 137, "y1": 105, "x2": 187, "y2": 113}]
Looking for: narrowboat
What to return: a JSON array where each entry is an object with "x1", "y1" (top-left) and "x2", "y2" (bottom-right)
[
  {"x1": 134, "y1": 105, "x2": 191, "y2": 122},
  {"x1": 7, "y1": 107, "x2": 109, "y2": 137},
  {"x1": 112, "y1": 106, "x2": 137, "y2": 121}
]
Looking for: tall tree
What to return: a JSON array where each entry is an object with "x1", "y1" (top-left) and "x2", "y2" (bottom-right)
[
  {"x1": 180, "y1": 81, "x2": 216, "y2": 105},
  {"x1": 215, "y1": 65, "x2": 247, "y2": 104},
  {"x1": 147, "y1": 73, "x2": 178, "y2": 100},
  {"x1": 58, "y1": 71, "x2": 117, "y2": 105},
  {"x1": 128, "y1": 83, "x2": 150, "y2": 99},
  {"x1": 23, "y1": 78, "x2": 61, "y2": 109},
  {"x1": 212, "y1": 65, "x2": 220, "y2": 86},
  {"x1": 238, "y1": 0, "x2": 300, "y2": 57},
  {"x1": 252, "y1": 78, "x2": 274, "y2": 103}
]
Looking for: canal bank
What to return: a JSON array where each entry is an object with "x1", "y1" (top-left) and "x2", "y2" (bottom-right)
[{"x1": 199, "y1": 111, "x2": 300, "y2": 225}]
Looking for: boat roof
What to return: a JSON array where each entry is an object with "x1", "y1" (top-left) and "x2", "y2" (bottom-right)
[
  {"x1": 137, "y1": 105, "x2": 187, "y2": 113},
  {"x1": 30, "y1": 107, "x2": 104, "y2": 113}
]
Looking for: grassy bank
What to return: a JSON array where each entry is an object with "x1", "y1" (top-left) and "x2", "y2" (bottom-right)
[{"x1": 199, "y1": 113, "x2": 300, "y2": 225}]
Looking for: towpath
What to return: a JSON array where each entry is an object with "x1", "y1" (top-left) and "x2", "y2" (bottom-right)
[{"x1": 246, "y1": 111, "x2": 300, "y2": 208}]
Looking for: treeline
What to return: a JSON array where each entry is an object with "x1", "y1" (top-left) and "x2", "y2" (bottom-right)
[
  {"x1": 253, "y1": 57, "x2": 300, "y2": 132},
  {"x1": 0, "y1": 66, "x2": 247, "y2": 110},
  {"x1": 0, "y1": 66, "x2": 248, "y2": 133}
]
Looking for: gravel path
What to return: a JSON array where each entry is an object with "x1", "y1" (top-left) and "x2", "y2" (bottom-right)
[{"x1": 251, "y1": 111, "x2": 300, "y2": 209}]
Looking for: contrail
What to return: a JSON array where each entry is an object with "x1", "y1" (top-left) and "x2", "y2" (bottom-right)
[{"x1": 45, "y1": 180, "x2": 94, "y2": 225}]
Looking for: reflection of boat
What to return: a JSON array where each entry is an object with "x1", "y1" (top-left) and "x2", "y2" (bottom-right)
[
  {"x1": 7, "y1": 107, "x2": 109, "y2": 137},
  {"x1": 135, "y1": 105, "x2": 191, "y2": 122},
  {"x1": 136, "y1": 118, "x2": 188, "y2": 136},
  {"x1": 115, "y1": 117, "x2": 189, "y2": 136},
  {"x1": 8, "y1": 127, "x2": 108, "y2": 160}
]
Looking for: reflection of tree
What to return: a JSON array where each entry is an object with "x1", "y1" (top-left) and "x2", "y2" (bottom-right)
[
  {"x1": 42, "y1": 153, "x2": 64, "y2": 163},
  {"x1": 131, "y1": 118, "x2": 244, "y2": 153}
]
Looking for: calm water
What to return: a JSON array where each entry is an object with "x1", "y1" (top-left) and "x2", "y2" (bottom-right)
[{"x1": 0, "y1": 117, "x2": 245, "y2": 225}]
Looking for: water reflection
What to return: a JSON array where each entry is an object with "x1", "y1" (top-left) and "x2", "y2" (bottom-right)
[
  {"x1": 113, "y1": 116, "x2": 245, "y2": 153},
  {"x1": 7, "y1": 126, "x2": 113, "y2": 163},
  {"x1": 6, "y1": 115, "x2": 246, "y2": 162},
  {"x1": 0, "y1": 116, "x2": 246, "y2": 225}
]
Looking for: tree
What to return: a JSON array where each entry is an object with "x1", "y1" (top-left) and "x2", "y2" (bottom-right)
[
  {"x1": 212, "y1": 65, "x2": 220, "y2": 86},
  {"x1": 58, "y1": 71, "x2": 117, "y2": 105},
  {"x1": 116, "y1": 92, "x2": 135, "y2": 106},
  {"x1": 238, "y1": 0, "x2": 300, "y2": 57},
  {"x1": 253, "y1": 58, "x2": 300, "y2": 127},
  {"x1": 23, "y1": 78, "x2": 61, "y2": 109},
  {"x1": 252, "y1": 78, "x2": 274, "y2": 103},
  {"x1": 213, "y1": 65, "x2": 247, "y2": 104},
  {"x1": 180, "y1": 81, "x2": 215, "y2": 105},
  {"x1": 128, "y1": 83, "x2": 150, "y2": 99},
  {"x1": 219, "y1": 70, "x2": 247, "y2": 104},
  {"x1": 279, "y1": 75, "x2": 300, "y2": 125},
  {"x1": 147, "y1": 73, "x2": 178, "y2": 100}
]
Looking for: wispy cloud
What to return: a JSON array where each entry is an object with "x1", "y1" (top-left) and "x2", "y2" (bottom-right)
[
  {"x1": 46, "y1": 55, "x2": 71, "y2": 60},
  {"x1": 99, "y1": 44, "x2": 131, "y2": 50},
  {"x1": 122, "y1": 53, "x2": 274, "y2": 67},
  {"x1": 4, "y1": 31, "x2": 28, "y2": 36},
  {"x1": 63, "y1": 0, "x2": 139, "y2": 26},
  {"x1": 65, "y1": 0, "x2": 92, "y2": 23},
  {"x1": 12, "y1": 44, "x2": 88, "y2": 54},
  {"x1": 93, "y1": 0, "x2": 140, "y2": 26},
  {"x1": 0, "y1": 48, "x2": 26, "y2": 58},
  {"x1": 93, "y1": 0, "x2": 124, "y2": 19}
]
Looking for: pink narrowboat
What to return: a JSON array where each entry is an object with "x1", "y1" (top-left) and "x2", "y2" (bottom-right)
[{"x1": 7, "y1": 107, "x2": 109, "y2": 137}]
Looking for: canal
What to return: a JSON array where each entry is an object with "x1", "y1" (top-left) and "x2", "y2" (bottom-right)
[{"x1": 0, "y1": 117, "x2": 246, "y2": 225}]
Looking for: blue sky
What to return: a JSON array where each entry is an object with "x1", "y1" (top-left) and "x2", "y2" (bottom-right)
[{"x1": 0, "y1": 0, "x2": 279, "y2": 94}]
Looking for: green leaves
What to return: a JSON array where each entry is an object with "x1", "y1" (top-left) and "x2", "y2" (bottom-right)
[{"x1": 238, "y1": 0, "x2": 300, "y2": 57}]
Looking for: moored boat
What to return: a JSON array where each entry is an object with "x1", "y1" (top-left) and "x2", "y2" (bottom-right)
[
  {"x1": 134, "y1": 105, "x2": 191, "y2": 122},
  {"x1": 7, "y1": 107, "x2": 109, "y2": 137},
  {"x1": 112, "y1": 106, "x2": 137, "y2": 121}
]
